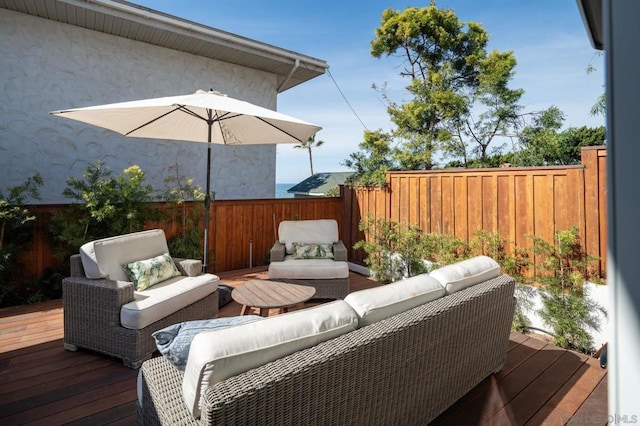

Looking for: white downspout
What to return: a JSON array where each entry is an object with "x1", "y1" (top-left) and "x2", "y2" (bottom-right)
[{"x1": 277, "y1": 58, "x2": 300, "y2": 93}]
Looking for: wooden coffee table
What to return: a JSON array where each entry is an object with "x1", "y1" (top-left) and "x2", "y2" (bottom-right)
[{"x1": 232, "y1": 280, "x2": 316, "y2": 317}]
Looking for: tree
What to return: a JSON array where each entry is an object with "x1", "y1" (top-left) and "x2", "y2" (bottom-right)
[
  {"x1": 586, "y1": 52, "x2": 606, "y2": 117},
  {"x1": 343, "y1": 129, "x2": 395, "y2": 186},
  {"x1": 512, "y1": 106, "x2": 565, "y2": 166},
  {"x1": 294, "y1": 135, "x2": 325, "y2": 176},
  {"x1": 508, "y1": 107, "x2": 605, "y2": 166},
  {"x1": 369, "y1": 2, "x2": 523, "y2": 168}
]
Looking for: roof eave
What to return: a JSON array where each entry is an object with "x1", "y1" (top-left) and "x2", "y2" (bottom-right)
[
  {"x1": 577, "y1": 0, "x2": 604, "y2": 50},
  {"x1": 0, "y1": 0, "x2": 328, "y2": 92}
]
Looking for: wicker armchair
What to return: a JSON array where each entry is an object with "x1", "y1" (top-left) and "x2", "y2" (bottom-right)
[
  {"x1": 268, "y1": 219, "x2": 349, "y2": 299},
  {"x1": 63, "y1": 230, "x2": 219, "y2": 368}
]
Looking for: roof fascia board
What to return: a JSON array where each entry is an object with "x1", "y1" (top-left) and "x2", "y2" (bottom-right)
[
  {"x1": 576, "y1": 0, "x2": 604, "y2": 50},
  {"x1": 56, "y1": 0, "x2": 327, "y2": 73}
]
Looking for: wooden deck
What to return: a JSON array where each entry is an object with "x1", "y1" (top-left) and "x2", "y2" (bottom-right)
[{"x1": 0, "y1": 267, "x2": 607, "y2": 425}]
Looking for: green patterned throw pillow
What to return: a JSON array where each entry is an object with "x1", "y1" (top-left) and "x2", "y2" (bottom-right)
[
  {"x1": 291, "y1": 242, "x2": 334, "y2": 259},
  {"x1": 123, "y1": 253, "x2": 182, "y2": 291}
]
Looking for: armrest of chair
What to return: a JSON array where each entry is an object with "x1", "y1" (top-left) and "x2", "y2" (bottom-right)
[
  {"x1": 173, "y1": 258, "x2": 202, "y2": 277},
  {"x1": 70, "y1": 254, "x2": 86, "y2": 277},
  {"x1": 62, "y1": 275, "x2": 135, "y2": 326},
  {"x1": 333, "y1": 241, "x2": 348, "y2": 262},
  {"x1": 270, "y1": 241, "x2": 286, "y2": 262}
]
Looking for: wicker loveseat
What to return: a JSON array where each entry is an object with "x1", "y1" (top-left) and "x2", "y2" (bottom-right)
[
  {"x1": 63, "y1": 229, "x2": 219, "y2": 368},
  {"x1": 137, "y1": 256, "x2": 516, "y2": 425}
]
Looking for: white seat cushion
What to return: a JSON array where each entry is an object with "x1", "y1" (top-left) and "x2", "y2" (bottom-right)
[
  {"x1": 344, "y1": 274, "x2": 445, "y2": 327},
  {"x1": 80, "y1": 229, "x2": 169, "y2": 280},
  {"x1": 429, "y1": 255, "x2": 501, "y2": 294},
  {"x1": 268, "y1": 256, "x2": 349, "y2": 280},
  {"x1": 278, "y1": 219, "x2": 339, "y2": 254},
  {"x1": 120, "y1": 274, "x2": 219, "y2": 330},
  {"x1": 182, "y1": 300, "x2": 358, "y2": 418}
]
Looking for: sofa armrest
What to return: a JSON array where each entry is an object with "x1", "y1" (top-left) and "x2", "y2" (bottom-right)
[
  {"x1": 173, "y1": 258, "x2": 202, "y2": 277},
  {"x1": 333, "y1": 241, "x2": 348, "y2": 262},
  {"x1": 270, "y1": 242, "x2": 286, "y2": 262}
]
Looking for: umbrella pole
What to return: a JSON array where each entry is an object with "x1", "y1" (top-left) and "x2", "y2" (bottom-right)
[
  {"x1": 203, "y1": 186, "x2": 210, "y2": 273},
  {"x1": 203, "y1": 118, "x2": 213, "y2": 273}
]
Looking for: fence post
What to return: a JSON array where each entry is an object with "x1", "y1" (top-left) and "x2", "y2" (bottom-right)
[{"x1": 582, "y1": 146, "x2": 607, "y2": 277}]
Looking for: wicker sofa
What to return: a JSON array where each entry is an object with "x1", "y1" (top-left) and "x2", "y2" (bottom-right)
[
  {"x1": 63, "y1": 229, "x2": 219, "y2": 368},
  {"x1": 268, "y1": 219, "x2": 350, "y2": 299},
  {"x1": 138, "y1": 256, "x2": 516, "y2": 425}
]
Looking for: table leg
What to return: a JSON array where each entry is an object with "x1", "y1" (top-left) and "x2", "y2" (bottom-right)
[{"x1": 240, "y1": 305, "x2": 251, "y2": 315}]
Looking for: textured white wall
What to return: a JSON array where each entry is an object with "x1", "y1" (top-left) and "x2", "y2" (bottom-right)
[{"x1": 0, "y1": 9, "x2": 279, "y2": 203}]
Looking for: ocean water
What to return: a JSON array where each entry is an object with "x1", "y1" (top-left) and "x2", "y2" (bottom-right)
[{"x1": 275, "y1": 183, "x2": 295, "y2": 198}]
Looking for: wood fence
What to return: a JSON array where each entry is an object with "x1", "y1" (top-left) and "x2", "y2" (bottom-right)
[
  {"x1": 341, "y1": 146, "x2": 608, "y2": 277},
  {"x1": 19, "y1": 197, "x2": 343, "y2": 277},
  {"x1": 209, "y1": 197, "x2": 343, "y2": 272},
  {"x1": 17, "y1": 146, "x2": 606, "y2": 280}
]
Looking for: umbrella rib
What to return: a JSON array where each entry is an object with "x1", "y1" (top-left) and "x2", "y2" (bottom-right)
[
  {"x1": 177, "y1": 105, "x2": 236, "y2": 122},
  {"x1": 123, "y1": 104, "x2": 305, "y2": 143},
  {"x1": 124, "y1": 106, "x2": 186, "y2": 136},
  {"x1": 255, "y1": 117, "x2": 304, "y2": 142},
  {"x1": 213, "y1": 110, "x2": 229, "y2": 145},
  {"x1": 176, "y1": 105, "x2": 211, "y2": 121}
]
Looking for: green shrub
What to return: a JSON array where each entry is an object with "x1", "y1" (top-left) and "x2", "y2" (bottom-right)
[
  {"x1": 354, "y1": 220, "x2": 605, "y2": 354},
  {"x1": 162, "y1": 164, "x2": 206, "y2": 260},
  {"x1": 51, "y1": 162, "x2": 158, "y2": 261},
  {"x1": 512, "y1": 283, "x2": 536, "y2": 332},
  {"x1": 354, "y1": 216, "x2": 431, "y2": 283},
  {"x1": 420, "y1": 232, "x2": 468, "y2": 266},
  {"x1": 0, "y1": 174, "x2": 43, "y2": 307},
  {"x1": 530, "y1": 227, "x2": 605, "y2": 353},
  {"x1": 470, "y1": 230, "x2": 506, "y2": 262},
  {"x1": 355, "y1": 217, "x2": 472, "y2": 283}
]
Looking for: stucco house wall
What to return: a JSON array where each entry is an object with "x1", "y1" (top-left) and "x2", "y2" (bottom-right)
[{"x1": 0, "y1": 8, "x2": 279, "y2": 203}]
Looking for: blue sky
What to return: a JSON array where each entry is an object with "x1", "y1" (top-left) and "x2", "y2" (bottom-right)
[{"x1": 133, "y1": 0, "x2": 605, "y2": 184}]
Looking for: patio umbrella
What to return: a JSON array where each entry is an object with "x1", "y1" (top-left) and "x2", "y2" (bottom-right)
[{"x1": 50, "y1": 89, "x2": 321, "y2": 272}]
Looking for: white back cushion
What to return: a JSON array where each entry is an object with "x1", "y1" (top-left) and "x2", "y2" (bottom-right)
[
  {"x1": 79, "y1": 229, "x2": 169, "y2": 281},
  {"x1": 182, "y1": 300, "x2": 358, "y2": 418},
  {"x1": 344, "y1": 274, "x2": 445, "y2": 327},
  {"x1": 429, "y1": 255, "x2": 501, "y2": 294},
  {"x1": 278, "y1": 219, "x2": 339, "y2": 254}
]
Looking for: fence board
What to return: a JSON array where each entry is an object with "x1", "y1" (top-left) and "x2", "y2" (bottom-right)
[
  {"x1": 419, "y1": 177, "x2": 430, "y2": 233},
  {"x1": 582, "y1": 147, "x2": 607, "y2": 276},
  {"x1": 467, "y1": 175, "x2": 482, "y2": 241},
  {"x1": 482, "y1": 175, "x2": 498, "y2": 234},
  {"x1": 454, "y1": 176, "x2": 467, "y2": 241}
]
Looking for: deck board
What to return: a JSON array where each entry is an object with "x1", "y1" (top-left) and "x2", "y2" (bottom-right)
[
  {"x1": 526, "y1": 357, "x2": 607, "y2": 425},
  {"x1": 0, "y1": 267, "x2": 607, "y2": 425},
  {"x1": 566, "y1": 375, "x2": 609, "y2": 425},
  {"x1": 486, "y1": 350, "x2": 590, "y2": 424}
]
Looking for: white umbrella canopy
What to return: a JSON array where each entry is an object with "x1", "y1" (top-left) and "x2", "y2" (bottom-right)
[
  {"x1": 50, "y1": 89, "x2": 322, "y2": 272},
  {"x1": 50, "y1": 89, "x2": 321, "y2": 144}
]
